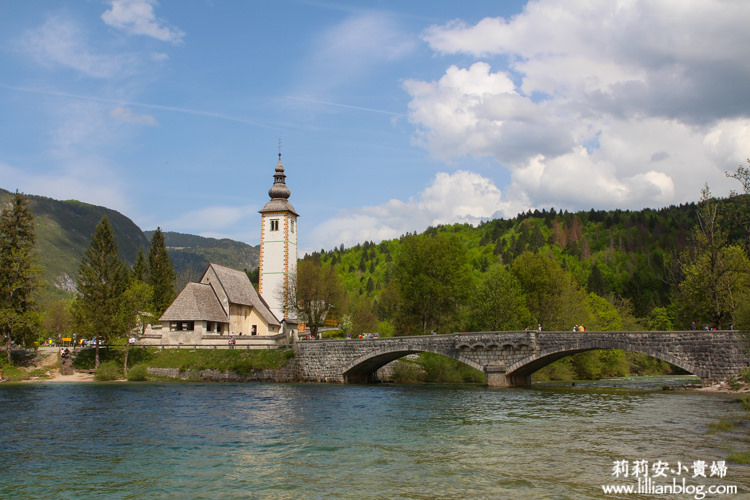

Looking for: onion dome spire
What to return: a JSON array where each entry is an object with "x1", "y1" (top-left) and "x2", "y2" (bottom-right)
[
  {"x1": 260, "y1": 152, "x2": 298, "y2": 215},
  {"x1": 268, "y1": 153, "x2": 291, "y2": 200}
]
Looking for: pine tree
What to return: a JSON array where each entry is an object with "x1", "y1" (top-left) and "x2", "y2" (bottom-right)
[
  {"x1": 147, "y1": 227, "x2": 176, "y2": 316},
  {"x1": 132, "y1": 248, "x2": 148, "y2": 283},
  {"x1": 0, "y1": 191, "x2": 40, "y2": 364},
  {"x1": 74, "y1": 216, "x2": 129, "y2": 368}
]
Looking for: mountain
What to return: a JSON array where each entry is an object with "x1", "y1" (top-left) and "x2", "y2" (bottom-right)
[
  {"x1": 0, "y1": 188, "x2": 258, "y2": 294},
  {"x1": 0, "y1": 188, "x2": 149, "y2": 292},
  {"x1": 143, "y1": 231, "x2": 259, "y2": 286}
]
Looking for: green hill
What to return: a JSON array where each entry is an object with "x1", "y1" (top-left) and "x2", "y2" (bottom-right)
[
  {"x1": 0, "y1": 188, "x2": 258, "y2": 294},
  {"x1": 0, "y1": 188, "x2": 149, "y2": 292}
]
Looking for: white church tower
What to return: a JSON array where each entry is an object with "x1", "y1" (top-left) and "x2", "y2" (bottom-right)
[{"x1": 258, "y1": 153, "x2": 298, "y2": 321}]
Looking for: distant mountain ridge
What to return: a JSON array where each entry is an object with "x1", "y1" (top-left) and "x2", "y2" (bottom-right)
[
  {"x1": 0, "y1": 188, "x2": 258, "y2": 294},
  {"x1": 143, "y1": 230, "x2": 259, "y2": 285}
]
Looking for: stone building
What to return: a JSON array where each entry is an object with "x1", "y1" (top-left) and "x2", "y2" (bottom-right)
[{"x1": 142, "y1": 154, "x2": 299, "y2": 347}]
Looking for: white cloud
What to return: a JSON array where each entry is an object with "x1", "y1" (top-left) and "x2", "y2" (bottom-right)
[
  {"x1": 308, "y1": 170, "x2": 510, "y2": 251},
  {"x1": 110, "y1": 107, "x2": 158, "y2": 126},
  {"x1": 403, "y1": 0, "x2": 750, "y2": 215},
  {"x1": 102, "y1": 0, "x2": 184, "y2": 44},
  {"x1": 17, "y1": 16, "x2": 131, "y2": 78}
]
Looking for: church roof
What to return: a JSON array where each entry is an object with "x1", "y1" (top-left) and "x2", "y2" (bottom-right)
[
  {"x1": 206, "y1": 263, "x2": 281, "y2": 326},
  {"x1": 159, "y1": 283, "x2": 228, "y2": 323}
]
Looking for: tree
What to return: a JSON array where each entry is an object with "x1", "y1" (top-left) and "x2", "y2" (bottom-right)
[
  {"x1": 132, "y1": 248, "x2": 147, "y2": 283},
  {"x1": 677, "y1": 187, "x2": 750, "y2": 329},
  {"x1": 119, "y1": 280, "x2": 153, "y2": 375},
  {"x1": 393, "y1": 233, "x2": 471, "y2": 335},
  {"x1": 74, "y1": 216, "x2": 130, "y2": 368},
  {"x1": 286, "y1": 260, "x2": 344, "y2": 339},
  {"x1": 42, "y1": 299, "x2": 74, "y2": 344},
  {"x1": 726, "y1": 159, "x2": 750, "y2": 195},
  {"x1": 511, "y1": 251, "x2": 590, "y2": 330},
  {"x1": 0, "y1": 191, "x2": 40, "y2": 363},
  {"x1": 148, "y1": 227, "x2": 176, "y2": 316},
  {"x1": 466, "y1": 264, "x2": 532, "y2": 331}
]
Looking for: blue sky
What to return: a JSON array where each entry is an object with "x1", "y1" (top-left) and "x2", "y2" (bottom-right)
[{"x1": 1, "y1": 0, "x2": 749, "y2": 254}]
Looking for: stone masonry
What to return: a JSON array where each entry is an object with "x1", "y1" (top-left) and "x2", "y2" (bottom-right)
[{"x1": 293, "y1": 330, "x2": 749, "y2": 387}]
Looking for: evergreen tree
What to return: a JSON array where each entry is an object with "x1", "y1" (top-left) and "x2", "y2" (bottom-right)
[
  {"x1": 148, "y1": 227, "x2": 176, "y2": 316},
  {"x1": 132, "y1": 248, "x2": 148, "y2": 283},
  {"x1": 0, "y1": 191, "x2": 40, "y2": 363},
  {"x1": 73, "y1": 216, "x2": 129, "y2": 368}
]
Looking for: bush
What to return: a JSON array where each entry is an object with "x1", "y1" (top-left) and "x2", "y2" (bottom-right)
[
  {"x1": 391, "y1": 360, "x2": 424, "y2": 383},
  {"x1": 418, "y1": 353, "x2": 484, "y2": 384},
  {"x1": 534, "y1": 358, "x2": 576, "y2": 381},
  {"x1": 95, "y1": 360, "x2": 123, "y2": 381},
  {"x1": 127, "y1": 364, "x2": 148, "y2": 381}
]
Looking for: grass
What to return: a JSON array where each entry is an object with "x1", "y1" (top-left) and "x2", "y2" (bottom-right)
[
  {"x1": 727, "y1": 452, "x2": 750, "y2": 464},
  {"x1": 71, "y1": 345, "x2": 295, "y2": 380},
  {"x1": 0, "y1": 349, "x2": 58, "y2": 381},
  {"x1": 147, "y1": 348, "x2": 294, "y2": 375},
  {"x1": 706, "y1": 419, "x2": 739, "y2": 434}
]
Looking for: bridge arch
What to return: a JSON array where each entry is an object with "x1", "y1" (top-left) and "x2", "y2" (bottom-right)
[
  {"x1": 505, "y1": 340, "x2": 703, "y2": 384},
  {"x1": 342, "y1": 347, "x2": 483, "y2": 383}
]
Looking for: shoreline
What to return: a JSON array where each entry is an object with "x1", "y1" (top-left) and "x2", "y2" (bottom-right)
[{"x1": 12, "y1": 369, "x2": 749, "y2": 393}]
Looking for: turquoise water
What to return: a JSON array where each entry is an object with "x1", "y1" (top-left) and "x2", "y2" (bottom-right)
[{"x1": 1, "y1": 378, "x2": 748, "y2": 499}]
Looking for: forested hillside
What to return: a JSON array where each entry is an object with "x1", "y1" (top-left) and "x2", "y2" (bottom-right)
[{"x1": 304, "y1": 193, "x2": 750, "y2": 336}]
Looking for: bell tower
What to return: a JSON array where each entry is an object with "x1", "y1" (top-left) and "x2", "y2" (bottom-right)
[{"x1": 258, "y1": 153, "x2": 298, "y2": 320}]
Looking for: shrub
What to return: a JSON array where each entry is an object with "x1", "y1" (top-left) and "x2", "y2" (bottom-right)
[
  {"x1": 391, "y1": 360, "x2": 424, "y2": 383},
  {"x1": 95, "y1": 360, "x2": 123, "y2": 381},
  {"x1": 127, "y1": 364, "x2": 148, "y2": 381}
]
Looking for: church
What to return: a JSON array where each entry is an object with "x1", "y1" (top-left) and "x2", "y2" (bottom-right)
[{"x1": 141, "y1": 154, "x2": 299, "y2": 347}]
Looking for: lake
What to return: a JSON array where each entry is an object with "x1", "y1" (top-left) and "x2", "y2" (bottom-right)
[{"x1": 1, "y1": 377, "x2": 748, "y2": 499}]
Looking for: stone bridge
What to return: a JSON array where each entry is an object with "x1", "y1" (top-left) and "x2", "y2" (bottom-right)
[{"x1": 293, "y1": 330, "x2": 749, "y2": 387}]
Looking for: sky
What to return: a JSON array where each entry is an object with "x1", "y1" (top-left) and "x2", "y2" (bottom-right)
[{"x1": 1, "y1": 0, "x2": 749, "y2": 255}]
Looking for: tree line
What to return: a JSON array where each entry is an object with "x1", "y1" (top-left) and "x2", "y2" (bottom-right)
[
  {"x1": 298, "y1": 164, "x2": 750, "y2": 341},
  {"x1": 1, "y1": 193, "x2": 175, "y2": 370}
]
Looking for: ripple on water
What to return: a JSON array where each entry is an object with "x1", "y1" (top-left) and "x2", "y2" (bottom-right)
[{"x1": 0, "y1": 379, "x2": 748, "y2": 499}]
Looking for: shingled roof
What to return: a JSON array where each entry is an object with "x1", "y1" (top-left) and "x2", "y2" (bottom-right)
[
  {"x1": 159, "y1": 283, "x2": 228, "y2": 323},
  {"x1": 206, "y1": 263, "x2": 281, "y2": 326}
]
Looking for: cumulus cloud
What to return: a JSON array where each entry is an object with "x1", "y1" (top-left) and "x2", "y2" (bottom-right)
[
  {"x1": 17, "y1": 16, "x2": 131, "y2": 78},
  {"x1": 309, "y1": 170, "x2": 511, "y2": 251},
  {"x1": 102, "y1": 0, "x2": 184, "y2": 44},
  {"x1": 109, "y1": 107, "x2": 158, "y2": 126},
  {"x1": 403, "y1": 0, "x2": 750, "y2": 215}
]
